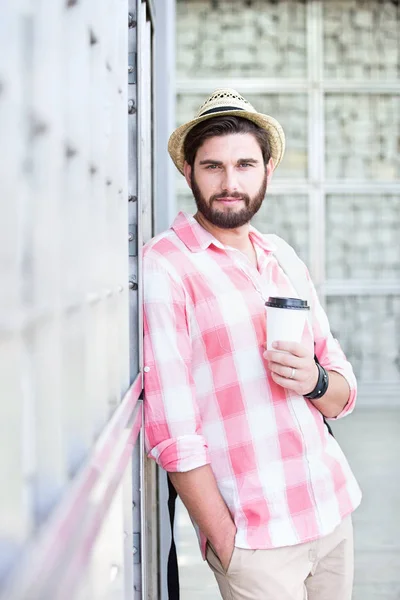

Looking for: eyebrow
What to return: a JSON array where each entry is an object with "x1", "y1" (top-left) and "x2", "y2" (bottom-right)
[
  {"x1": 199, "y1": 159, "x2": 223, "y2": 166},
  {"x1": 198, "y1": 158, "x2": 259, "y2": 166}
]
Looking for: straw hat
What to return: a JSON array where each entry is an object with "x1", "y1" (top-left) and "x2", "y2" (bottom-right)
[{"x1": 168, "y1": 88, "x2": 285, "y2": 175}]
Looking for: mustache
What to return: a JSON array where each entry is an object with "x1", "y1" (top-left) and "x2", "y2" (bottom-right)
[{"x1": 211, "y1": 191, "x2": 250, "y2": 204}]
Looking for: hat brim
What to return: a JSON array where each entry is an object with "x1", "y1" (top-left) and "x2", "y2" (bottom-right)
[{"x1": 168, "y1": 109, "x2": 285, "y2": 175}]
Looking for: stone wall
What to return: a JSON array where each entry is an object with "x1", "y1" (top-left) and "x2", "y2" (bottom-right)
[
  {"x1": 325, "y1": 94, "x2": 399, "y2": 181},
  {"x1": 323, "y1": 0, "x2": 399, "y2": 80},
  {"x1": 326, "y1": 194, "x2": 400, "y2": 280},
  {"x1": 327, "y1": 295, "x2": 400, "y2": 381},
  {"x1": 176, "y1": 0, "x2": 307, "y2": 78}
]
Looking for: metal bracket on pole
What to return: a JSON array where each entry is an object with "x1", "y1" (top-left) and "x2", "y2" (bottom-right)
[
  {"x1": 132, "y1": 532, "x2": 141, "y2": 565},
  {"x1": 129, "y1": 224, "x2": 138, "y2": 257},
  {"x1": 128, "y1": 52, "x2": 137, "y2": 84}
]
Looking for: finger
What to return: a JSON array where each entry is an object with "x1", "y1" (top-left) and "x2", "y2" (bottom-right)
[
  {"x1": 270, "y1": 371, "x2": 299, "y2": 391},
  {"x1": 269, "y1": 362, "x2": 309, "y2": 382},
  {"x1": 268, "y1": 362, "x2": 298, "y2": 379},
  {"x1": 264, "y1": 351, "x2": 303, "y2": 368},
  {"x1": 271, "y1": 341, "x2": 309, "y2": 357}
]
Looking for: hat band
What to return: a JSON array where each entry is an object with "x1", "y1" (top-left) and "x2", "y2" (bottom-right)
[{"x1": 199, "y1": 105, "x2": 245, "y2": 117}]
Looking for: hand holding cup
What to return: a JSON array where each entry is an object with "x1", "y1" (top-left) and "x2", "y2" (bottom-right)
[
  {"x1": 264, "y1": 297, "x2": 318, "y2": 395},
  {"x1": 264, "y1": 340, "x2": 319, "y2": 396}
]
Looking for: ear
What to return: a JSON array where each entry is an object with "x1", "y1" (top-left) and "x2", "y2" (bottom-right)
[
  {"x1": 266, "y1": 158, "x2": 274, "y2": 185},
  {"x1": 183, "y1": 161, "x2": 192, "y2": 189}
]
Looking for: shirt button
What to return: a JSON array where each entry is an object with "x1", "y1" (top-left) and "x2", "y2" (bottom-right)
[{"x1": 143, "y1": 366, "x2": 150, "y2": 373}]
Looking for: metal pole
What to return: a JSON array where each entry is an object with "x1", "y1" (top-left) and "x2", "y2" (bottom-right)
[
  {"x1": 154, "y1": 0, "x2": 176, "y2": 235},
  {"x1": 153, "y1": 2, "x2": 177, "y2": 597}
]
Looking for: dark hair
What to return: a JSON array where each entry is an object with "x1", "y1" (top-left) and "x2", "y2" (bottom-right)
[{"x1": 183, "y1": 116, "x2": 272, "y2": 168}]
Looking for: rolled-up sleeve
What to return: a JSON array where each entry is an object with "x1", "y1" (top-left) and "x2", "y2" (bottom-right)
[
  {"x1": 143, "y1": 255, "x2": 210, "y2": 472},
  {"x1": 307, "y1": 270, "x2": 357, "y2": 420}
]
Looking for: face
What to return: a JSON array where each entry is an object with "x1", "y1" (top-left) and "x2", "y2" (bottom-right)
[{"x1": 184, "y1": 133, "x2": 273, "y2": 229}]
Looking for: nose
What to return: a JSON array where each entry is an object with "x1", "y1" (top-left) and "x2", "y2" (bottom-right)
[{"x1": 221, "y1": 166, "x2": 239, "y2": 193}]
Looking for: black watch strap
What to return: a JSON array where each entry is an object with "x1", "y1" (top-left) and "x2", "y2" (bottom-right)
[{"x1": 304, "y1": 361, "x2": 329, "y2": 400}]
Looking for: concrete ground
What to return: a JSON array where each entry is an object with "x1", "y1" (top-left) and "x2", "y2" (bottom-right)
[{"x1": 176, "y1": 409, "x2": 400, "y2": 600}]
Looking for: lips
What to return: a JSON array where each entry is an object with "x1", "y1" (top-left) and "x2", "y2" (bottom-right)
[{"x1": 215, "y1": 197, "x2": 243, "y2": 204}]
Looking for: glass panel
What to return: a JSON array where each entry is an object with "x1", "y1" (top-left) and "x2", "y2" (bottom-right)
[
  {"x1": 176, "y1": 93, "x2": 308, "y2": 179},
  {"x1": 247, "y1": 94, "x2": 307, "y2": 179},
  {"x1": 176, "y1": 0, "x2": 307, "y2": 79},
  {"x1": 326, "y1": 295, "x2": 400, "y2": 382},
  {"x1": 252, "y1": 194, "x2": 309, "y2": 264},
  {"x1": 325, "y1": 94, "x2": 400, "y2": 181},
  {"x1": 176, "y1": 93, "x2": 204, "y2": 128},
  {"x1": 177, "y1": 190, "x2": 195, "y2": 215},
  {"x1": 323, "y1": 0, "x2": 400, "y2": 80},
  {"x1": 326, "y1": 194, "x2": 400, "y2": 280}
]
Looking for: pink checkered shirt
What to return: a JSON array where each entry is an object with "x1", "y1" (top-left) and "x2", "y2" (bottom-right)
[{"x1": 143, "y1": 212, "x2": 362, "y2": 557}]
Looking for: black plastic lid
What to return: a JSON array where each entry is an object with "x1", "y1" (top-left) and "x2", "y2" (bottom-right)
[{"x1": 265, "y1": 296, "x2": 310, "y2": 310}]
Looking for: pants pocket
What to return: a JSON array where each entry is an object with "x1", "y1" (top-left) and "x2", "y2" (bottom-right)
[{"x1": 206, "y1": 543, "x2": 239, "y2": 576}]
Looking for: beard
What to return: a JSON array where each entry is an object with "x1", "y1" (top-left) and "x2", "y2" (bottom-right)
[{"x1": 190, "y1": 170, "x2": 267, "y2": 229}]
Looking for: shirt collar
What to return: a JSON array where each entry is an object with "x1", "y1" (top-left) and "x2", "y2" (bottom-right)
[
  {"x1": 249, "y1": 224, "x2": 277, "y2": 253},
  {"x1": 171, "y1": 212, "x2": 225, "y2": 252},
  {"x1": 171, "y1": 211, "x2": 277, "y2": 254}
]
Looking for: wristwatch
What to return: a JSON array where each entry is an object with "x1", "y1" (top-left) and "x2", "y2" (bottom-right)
[{"x1": 304, "y1": 360, "x2": 329, "y2": 400}]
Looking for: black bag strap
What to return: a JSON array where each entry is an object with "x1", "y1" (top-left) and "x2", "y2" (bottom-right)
[
  {"x1": 314, "y1": 354, "x2": 334, "y2": 437},
  {"x1": 167, "y1": 475, "x2": 180, "y2": 600}
]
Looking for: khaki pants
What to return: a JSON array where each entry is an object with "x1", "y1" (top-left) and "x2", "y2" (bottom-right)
[{"x1": 206, "y1": 516, "x2": 354, "y2": 600}]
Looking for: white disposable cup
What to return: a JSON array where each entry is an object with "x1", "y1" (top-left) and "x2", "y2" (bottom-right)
[{"x1": 265, "y1": 297, "x2": 309, "y2": 351}]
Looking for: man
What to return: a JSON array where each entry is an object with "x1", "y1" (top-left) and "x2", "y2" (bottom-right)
[{"x1": 143, "y1": 89, "x2": 362, "y2": 600}]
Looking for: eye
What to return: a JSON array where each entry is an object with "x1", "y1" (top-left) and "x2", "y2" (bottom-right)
[
  {"x1": 239, "y1": 162, "x2": 253, "y2": 168},
  {"x1": 206, "y1": 164, "x2": 220, "y2": 170}
]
